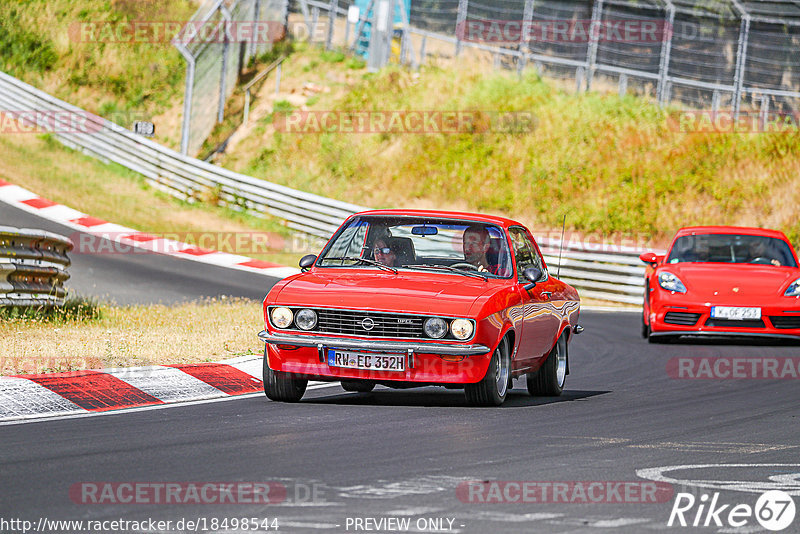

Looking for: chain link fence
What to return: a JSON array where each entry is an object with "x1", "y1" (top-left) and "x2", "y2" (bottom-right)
[
  {"x1": 290, "y1": 0, "x2": 800, "y2": 116},
  {"x1": 174, "y1": 0, "x2": 288, "y2": 155}
]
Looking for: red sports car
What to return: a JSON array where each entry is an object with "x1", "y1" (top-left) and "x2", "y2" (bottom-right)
[
  {"x1": 258, "y1": 210, "x2": 582, "y2": 406},
  {"x1": 640, "y1": 226, "x2": 800, "y2": 342}
]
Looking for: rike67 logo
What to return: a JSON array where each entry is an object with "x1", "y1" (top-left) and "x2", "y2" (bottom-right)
[{"x1": 668, "y1": 490, "x2": 796, "y2": 531}]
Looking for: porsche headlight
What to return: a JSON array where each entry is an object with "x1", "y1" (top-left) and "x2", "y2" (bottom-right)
[
  {"x1": 424, "y1": 317, "x2": 448, "y2": 339},
  {"x1": 785, "y1": 277, "x2": 800, "y2": 297},
  {"x1": 658, "y1": 272, "x2": 687, "y2": 293},
  {"x1": 294, "y1": 308, "x2": 318, "y2": 330},
  {"x1": 450, "y1": 319, "x2": 474, "y2": 340},
  {"x1": 270, "y1": 307, "x2": 293, "y2": 329}
]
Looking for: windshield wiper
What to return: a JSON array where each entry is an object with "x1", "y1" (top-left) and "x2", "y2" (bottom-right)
[
  {"x1": 405, "y1": 264, "x2": 487, "y2": 281},
  {"x1": 321, "y1": 256, "x2": 398, "y2": 274}
]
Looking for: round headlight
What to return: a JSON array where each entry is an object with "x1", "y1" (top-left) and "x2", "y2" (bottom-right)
[
  {"x1": 271, "y1": 307, "x2": 293, "y2": 329},
  {"x1": 424, "y1": 317, "x2": 448, "y2": 339},
  {"x1": 450, "y1": 319, "x2": 474, "y2": 340},
  {"x1": 295, "y1": 308, "x2": 318, "y2": 330}
]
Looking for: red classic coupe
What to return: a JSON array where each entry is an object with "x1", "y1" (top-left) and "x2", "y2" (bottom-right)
[
  {"x1": 640, "y1": 226, "x2": 800, "y2": 342},
  {"x1": 258, "y1": 210, "x2": 582, "y2": 406}
]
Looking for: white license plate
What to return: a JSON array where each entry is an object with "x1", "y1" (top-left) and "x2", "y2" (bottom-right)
[
  {"x1": 327, "y1": 349, "x2": 405, "y2": 371},
  {"x1": 711, "y1": 306, "x2": 762, "y2": 320}
]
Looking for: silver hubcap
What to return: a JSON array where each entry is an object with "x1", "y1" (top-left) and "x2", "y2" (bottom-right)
[
  {"x1": 495, "y1": 348, "x2": 509, "y2": 397},
  {"x1": 555, "y1": 342, "x2": 567, "y2": 388}
]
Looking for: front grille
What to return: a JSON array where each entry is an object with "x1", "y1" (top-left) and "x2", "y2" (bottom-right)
[
  {"x1": 664, "y1": 311, "x2": 701, "y2": 326},
  {"x1": 704, "y1": 318, "x2": 766, "y2": 328},
  {"x1": 770, "y1": 316, "x2": 800, "y2": 329},
  {"x1": 316, "y1": 309, "x2": 425, "y2": 338}
]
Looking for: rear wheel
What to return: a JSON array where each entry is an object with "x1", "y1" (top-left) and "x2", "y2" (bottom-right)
[
  {"x1": 465, "y1": 337, "x2": 510, "y2": 407},
  {"x1": 341, "y1": 380, "x2": 375, "y2": 393},
  {"x1": 262, "y1": 347, "x2": 307, "y2": 402},
  {"x1": 527, "y1": 333, "x2": 567, "y2": 396}
]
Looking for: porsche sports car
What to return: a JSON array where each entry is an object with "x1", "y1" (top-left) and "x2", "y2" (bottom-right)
[
  {"x1": 258, "y1": 210, "x2": 582, "y2": 406},
  {"x1": 640, "y1": 226, "x2": 800, "y2": 342}
]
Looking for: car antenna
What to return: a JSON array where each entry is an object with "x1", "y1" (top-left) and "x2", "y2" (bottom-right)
[{"x1": 557, "y1": 214, "x2": 566, "y2": 278}]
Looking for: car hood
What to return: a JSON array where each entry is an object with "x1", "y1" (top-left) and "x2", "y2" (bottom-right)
[
  {"x1": 271, "y1": 269, "x2": 504, "y2": 316},
  {"x1": 659, "y1": 263, "x2": 799, "y2": 298}
]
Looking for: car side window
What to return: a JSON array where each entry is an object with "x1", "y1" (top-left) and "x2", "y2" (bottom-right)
[{"x1": 509, "y1": 227, "x2": 545, "y2": 282}]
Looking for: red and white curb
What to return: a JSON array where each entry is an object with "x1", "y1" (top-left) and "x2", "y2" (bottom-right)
[
  {"x1": 0, "y1": 179, "x2": 300, "y2": 279},
  {"x1": 0, "y1": 355, "x2": 265, "y2": 422}
]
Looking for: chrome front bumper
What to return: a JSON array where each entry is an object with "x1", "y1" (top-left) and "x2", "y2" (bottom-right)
[{"x1": 258, "y1": 330, "x2": 491, "y2": 356}]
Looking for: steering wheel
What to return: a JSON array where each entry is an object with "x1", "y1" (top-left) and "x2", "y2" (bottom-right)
[
  {"x1": 749, "y1": 257, "x2": 774, "y2": 265},
  {"x1": 449, "y1": 262, "x2": 478, "y2": 271}
]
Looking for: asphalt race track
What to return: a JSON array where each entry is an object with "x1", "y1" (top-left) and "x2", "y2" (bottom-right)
[
  {"x1": 3, "y1": 202, "x2": 800, "y2": 533},
  {"x1": 0, "y1": 202, "x2": 280, "y2": 304}
]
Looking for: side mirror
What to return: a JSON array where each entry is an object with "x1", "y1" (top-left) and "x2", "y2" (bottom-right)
[
  {"x1": 639, "y1": 252, "x2": 659, "y2": 265},
  {"x1": 522, "y1": 266, "x2": 542, "y2": 291},
  {"x1": 299, "y1": 254, "x2": 317, "y2": 271}
]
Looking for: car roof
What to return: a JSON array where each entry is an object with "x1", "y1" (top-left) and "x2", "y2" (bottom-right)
[
  {"x1": 674, "y1": 225, "x2": 790, "y2": 241},
  {"x1": 354, "y1": 209, "x2": 524, "y2": 228}
]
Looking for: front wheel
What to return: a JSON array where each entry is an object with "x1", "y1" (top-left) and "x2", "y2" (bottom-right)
[
  {"x1": 263, "y1": 347, "x2": 307, "y2": 402},
  {"x1": 465, "y1": 338, "x2": 510, "y2": 406},
  {"x1": 527, "y1": 333, "x2": 567, "y2": 397}
]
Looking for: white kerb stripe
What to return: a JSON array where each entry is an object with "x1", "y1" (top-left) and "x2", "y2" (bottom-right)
[
  {"x1": 0, "y1": 378, "x2": 85, "y2": 420},
  {"x1": 106, "y1": 366, "x2": 226, "y2": 403}
]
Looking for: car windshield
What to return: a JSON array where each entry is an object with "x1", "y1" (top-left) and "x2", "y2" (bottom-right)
[
  {"x1": 667, "y1": 234, "x2": 797, "y2": 267},
  {"x1": 317, "y1": 215, "x2": 514, "y2": 278}
]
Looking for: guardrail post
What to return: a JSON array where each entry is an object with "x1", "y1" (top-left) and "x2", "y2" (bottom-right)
[
  {"x1": 618, "y1": 73, "x2": 628, "y2": 97},
  {"x1": 758, "y1": 94, "x2": 769, "y2": 131},
  {"x1": 585, "y1": 0, "x2": 604, "y2": 91},
  {"x1": 455, "y1": 0, "x2": 468, "y2": 56},
  {"x1": 656, "y1": 2, "x2": 675, "y2": 105}
]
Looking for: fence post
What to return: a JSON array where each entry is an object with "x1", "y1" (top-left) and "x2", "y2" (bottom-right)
[
  {"x1": 455, "y1": 0, "x2": 468, "y2": 56},
  {"x1": 327, "y1": 0, "x2": 339, "y2": 49},
  {"x1": 251, "y1": 0, "x2": 261, "y2": 60},
  {"x1": 349, "y1": 0, "x2": 376, "y2": 52},
  {"x1": 656, "y1": 3, "x2": 674, "y2": 105},
  {"x1": 618, "y1": 73, "x2": 628, "y2": 97},
  {"x1": 732, "y1": 14, "x2": 751, "y2": 120},
  {"x1": 176, "y1": 43, "x2": 195, "y2": 155},
  {"x1": 517, "y1": 0, "x2": 535, "y2": 75},
  {"x1": 298, "y1": 0, "x2": 314, "y2": 40},
  {"x1": 585, "y1": 0, "x2": 604, "y2": 91},
  {"x1": 218, "y1": 5, "x2": 233, "y2": 124}
]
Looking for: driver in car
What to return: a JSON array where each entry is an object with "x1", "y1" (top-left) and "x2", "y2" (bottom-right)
[
  {"x1": 462, "y1": 225, "x2": 500, "y2": 274},
  {"x1": 747, "y1": 239, "x2": 781, "y2": 266}
]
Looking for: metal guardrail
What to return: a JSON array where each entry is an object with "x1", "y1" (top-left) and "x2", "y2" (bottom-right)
[
  {"x1": 0, "y1": 227, "x2": 73, "y2": 307},
  {"x1": 0, "y1": 70, "x2": 366, "y2": 240},
  {"x1": 539, "y1": 238, "x2": 654, "y2": 306},
  {"x1": 0, "y1": 70, "x2": 656, "y2": 304}
]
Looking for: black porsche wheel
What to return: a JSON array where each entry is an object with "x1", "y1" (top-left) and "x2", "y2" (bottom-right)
[
  {"x1": 263, "y1": 347, "x2": 307, "y2": 402},
  {"x1": 465, "y1": 337, "x2": 510, "y2": 407},
  {"x1": 641, "y1": 311, "x2": 651, "y2": 339},
  {"x1": 527, "y1": 333, "x2": 567, "y2": 397},
  {"x1": 341, "y1": 380, "x2": 375, "y2": 393}
]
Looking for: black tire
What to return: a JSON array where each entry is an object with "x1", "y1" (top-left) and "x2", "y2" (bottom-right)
[
  {"x1": 263, "y1": 348, "x2": 307, "y2": 402},
  {"x1": 527, "y1": 333, "x2": 567, "y2": 397},
  {"x1": 465, "y1": 337, "x2": 510, "y2": 407},
  {"x1": 341, "y1": 380, "x2": 375, "y2": 393},
  {"x1": 641, "y1": 311, "x2": 650, "y2": 339},
  {"x1": 648, "y1": 334, "x2": 675, "y2": 344}
]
